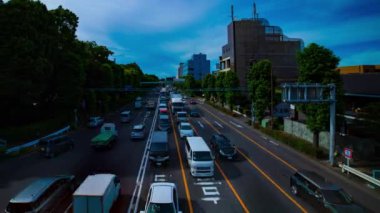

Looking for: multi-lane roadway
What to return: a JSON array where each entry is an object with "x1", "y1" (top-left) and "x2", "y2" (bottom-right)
[{"x1": 0, "y1": 91, "x2": 379, "y2": 212}]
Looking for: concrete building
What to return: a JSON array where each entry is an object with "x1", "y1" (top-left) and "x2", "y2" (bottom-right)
[
  {"x1": 177, "y1": 63, "x2": 184, "y2": 79},
  {"x1": 185, "y1": 53, "x2": 210, "y2": 80},
  {"x1": 218, "y1": 8, "x2": 303, "y2": 89},
  {"x1": 339, "y1": 65, "x2": 380, "y2": 111}
]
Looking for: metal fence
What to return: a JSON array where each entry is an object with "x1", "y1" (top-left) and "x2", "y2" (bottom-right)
[
  {"x1": 5, "y1": 126, "x2": 71, "y2": 154},
  {"x1": 339, "y1": 163, "x2": 380, "y2": 187}
]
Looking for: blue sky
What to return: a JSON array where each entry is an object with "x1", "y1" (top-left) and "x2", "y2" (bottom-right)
[{"x1": 40, "y1": 0, "x2": 380, "y2": 78}]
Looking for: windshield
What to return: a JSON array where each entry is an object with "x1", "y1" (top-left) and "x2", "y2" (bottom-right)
[
  {"x1": 322, "y1": 189, "x2": 353, "y2": 205},
  {"x1": 150, "y1": 143, "x2": 168, "y2": 152},
  {"x1": 193, "y1": 151, "x2": 212, "y2": 161},
  {"x1": 181, "y1": 125, "x2": 192, "y2": 130},
  {"x1": 133, "y1": 127, "x2": 144, "y2": 132},
  {"x1": 147, "y1": 203, "x2": 175, "y2": 213},
  {"x1": 160, "y1": 119, "x2": 169, "y2": 124},
  {"x1": 177, "y1": 113, "x2": 186, "y2": 117},
  {"x1": 172, "y1": 102, "x2": 184, "y2": 107}
]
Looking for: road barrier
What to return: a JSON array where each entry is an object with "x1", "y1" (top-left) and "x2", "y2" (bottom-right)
[
  {"x1": 339, "y1": 163, "x2": 380, "y2": 187},
  {"x1": 5, "y1": 126, "x2": 71, "y2": 154}
]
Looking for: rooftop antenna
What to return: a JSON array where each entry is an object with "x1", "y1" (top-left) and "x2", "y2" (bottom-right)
[
  {"x1": 230, "y1": 4, "x2": 235, "y2": 22},
  {"x1": 253, "y1": 2, "x2": 259, "y2": 19}
]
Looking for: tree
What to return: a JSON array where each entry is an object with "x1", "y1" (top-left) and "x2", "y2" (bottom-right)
[
  {"x1": 215, "y1": 72, "x2": 226, "y2": 106},
  {"x1": 224, "y1": 71, "x2": 240, "y2": 111},
  {"x1": 184, "y1": 75, "x2": 196, "y2": 96},
  {"x1": 247, "y1": 60, "x2": 272, "y2": 123},
  {"x1": 297, "y1": 43, "x2": 342, "y2": 148}
]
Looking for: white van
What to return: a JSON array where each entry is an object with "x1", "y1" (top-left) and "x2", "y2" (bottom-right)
[
  {"x1": 73, "y1": 174, "x2": 121, "y2": 213},
  {"x1": 120, "y1": 111, "x2": 131, "y2": 123},
  {"x1": 185, "y1": 137, "x2": 214, "y2": 177}
]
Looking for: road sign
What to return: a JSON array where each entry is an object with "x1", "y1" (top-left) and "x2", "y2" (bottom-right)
[{"x1": 344, "y1": 148, "x2": 353, "y2": 159}]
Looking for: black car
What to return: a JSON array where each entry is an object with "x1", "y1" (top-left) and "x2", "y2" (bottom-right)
[
  {"x1": 190, "y1": 109, "x2": 200, "y2": 117},
  {"x1": 39, "y1": 135, "x2": 74, "y2": 158},
  {"x1": 290, "y1": 170, "x2": 364, "y2": 213},
  {"x1": 209, "y1": 134, "x2": 237, "y2": 160}
]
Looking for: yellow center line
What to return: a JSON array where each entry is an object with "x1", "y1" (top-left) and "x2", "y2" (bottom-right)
[
  {"x1": 199, "y1": 105, "x2": 297, "y2": 171},
  {"x1": 215, "y1": 162, "x2": 251, "y2": 213},
  {"x1": 170, "y1": 110, "x2": 194, "y2": 213},
  {"x1": 192, "y1": 118, "x2": 251, "y2": 213},
  {"x1": 236, "y1": 149, "x2": 307, "y2": 213},
  {"x1": 201, "y1": 116, "x2": 307, "y2": 213}
]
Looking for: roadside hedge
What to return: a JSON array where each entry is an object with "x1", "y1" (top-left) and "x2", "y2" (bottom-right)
[{"x1": 258, "y1": 126, "x2": 327, "y2": 159}]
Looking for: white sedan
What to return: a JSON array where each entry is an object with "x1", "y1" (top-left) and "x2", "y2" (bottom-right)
[{"x1": 178, "y1": 122, "x2": 194, "y2": 139}]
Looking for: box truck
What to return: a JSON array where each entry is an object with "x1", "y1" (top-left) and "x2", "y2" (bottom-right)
[{"x1": 73, "y1": 174, "x2": 121, "y2": 213}]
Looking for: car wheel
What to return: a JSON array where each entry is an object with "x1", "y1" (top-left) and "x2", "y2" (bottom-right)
[{"x1": 291, "y1": 185, "x2": 298, "y2": 196}]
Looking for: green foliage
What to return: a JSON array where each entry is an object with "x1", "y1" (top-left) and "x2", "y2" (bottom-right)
[
  {"x1": 258, "y1": 127, "x2": 326, "y2": 159},
  {"x1": 0, "y1": 0, "x2": 145, "y2": 133},
  {"x1": 142, "y1": 74, "x2": 159, "y2": 88},
  {"x1": 184, "y1": 75, "x2": 197, "y2": 96},
  {"x1": 296, "y1": 43, "x2": 343, "y2": 147},
  {"x1": 215, "y1": 72, "x2": 226, "y2": 106},
  {"x1": 202, "y1": 74, "x2": 212, "y2": 100},
  {"x1": 224, "y1": 71, "x2": 240, "y2": 111},
  {"x1": 247, "y1": 60, "x2": 272, "y2": 123}
]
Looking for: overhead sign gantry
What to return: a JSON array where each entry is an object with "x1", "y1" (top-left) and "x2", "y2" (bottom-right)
[{"x1": 281, "y1": 83, "x2": 336, "y2": 165}]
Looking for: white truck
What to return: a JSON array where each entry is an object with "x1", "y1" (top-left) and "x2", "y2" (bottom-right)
[
  {"x1": 73, "y1": 174, "x2": 121, "y2": 213},
  {"x1": 171, "y1": 97, "x2": 184, "y2": 114}
]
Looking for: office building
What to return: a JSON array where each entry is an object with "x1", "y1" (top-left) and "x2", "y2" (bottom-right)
[
  {"x1": 177, "y1": 63, "x2": 184, "y2": 79},
  {"x1": 218, "y1": 5, "x2": 303, "y2": 88},
  {"x1": 185, "y1": 53, "x2": 211, "y2": 80}
]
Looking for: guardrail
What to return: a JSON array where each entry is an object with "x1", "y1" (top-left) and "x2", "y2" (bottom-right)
[
  {"x1": 5, "y1": 126, "x2": 71, "y2": 154},
  {"x1": 339, "y1": 163, "x2": 380, "y2": 187}
]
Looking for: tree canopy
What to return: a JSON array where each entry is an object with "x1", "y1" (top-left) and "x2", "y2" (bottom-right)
[
  {"x1": 247, "y1": 59, "x2": 273, "y2": 123},
  {"x1": 297, "y1": 43, "x2": 342, "y2": 147},
  {"x1": 0, "y1": 0, "x2": 157, "y2": 126}
]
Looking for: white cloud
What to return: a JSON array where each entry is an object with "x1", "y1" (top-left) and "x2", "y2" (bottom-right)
[
  {"x1": 164, "y1": 24, "x2": 227, "y2": 61},
  {"x1": 41, "y1": 0, "x2": 219, "y2": 34}
]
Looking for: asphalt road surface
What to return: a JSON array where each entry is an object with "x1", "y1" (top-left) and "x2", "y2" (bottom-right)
[{"x1": 1, "y1": 92, "x2": 379, "y2": 212}]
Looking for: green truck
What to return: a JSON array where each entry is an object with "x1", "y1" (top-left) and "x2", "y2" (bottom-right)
[{"x1": 91, "y1": 123, "x2": 118, "y2": 149}]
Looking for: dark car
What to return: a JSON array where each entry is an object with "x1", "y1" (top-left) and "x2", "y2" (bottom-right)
[
  {"x1": 149, "y1": 131, "x2": 169, "y2": 166},
  {"x1": 39, "y1": 135, "x2": 74, "y2": 158},
  {"x1": 6, "y1": 175, "x2": 76, "y2": 213},
  {"x1": 131, "y1": 124, "x2": 146, "y2": 140},
  {"x1": 209, "y1": 134, "x2": 237, "y2": 160},
  {"x1": 290, "y1": 170, "x2": 364, "y2": 213},
  {"x1": 190, "y1": 109, "x2": 200, "y2": 117}
]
